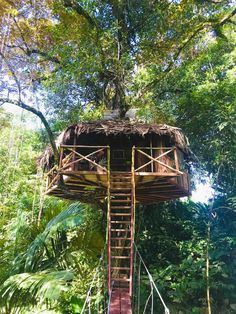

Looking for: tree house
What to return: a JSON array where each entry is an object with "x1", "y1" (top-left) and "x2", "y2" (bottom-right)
[{"x1": 43, "y1": 120, "x2": 191, "y2": 314}]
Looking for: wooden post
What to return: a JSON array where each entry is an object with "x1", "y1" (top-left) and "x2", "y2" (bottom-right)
[
  {"x1": 73, "y1": 137, "x2": 76, "y2": 171},
  {"x1": 160, "y1": 141, "x2": 163, "y2": 173},
  {"x1": 150, "y1": 136, "x2": 154, "y2": 173},
  {"x1": 59, "y1": 146, "x2": 64, "y2": 169},
  {"x1": 107, "y1": 146, "x2": 111, "y2": 295},
  {"x1": 174, "y1": 147, "x2": 179, "y2": 172}
]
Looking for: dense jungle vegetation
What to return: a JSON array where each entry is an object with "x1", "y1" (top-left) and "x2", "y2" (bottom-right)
[{"x1": 0, "y1": 0, "x2": 235, "y2": 313}]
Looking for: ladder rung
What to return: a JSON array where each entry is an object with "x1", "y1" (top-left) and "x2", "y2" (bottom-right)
[
  {"x1": 111, "y1": 184, "x2": 131, "y2": 187},
  {"x1": 111, "y1": 181, "x2": 131, "y2": 183},
  {"x1": 111, "y1": 177, "x2": 131, "y2": 180},
  {"x1": 110, "y1": 213, "x2": 131, "y2": 216},
  {"x1": 111, "y1": 278, "x2": 130, "y2": 281},
  {"x1": 111, "y1": 173, "x2": 131, "y2": 176},
  {"x1": 111, "y1": 206, "x2": 131, "y2": 209},
  {"x1": 111, "y1": 179, "x2": 132, "y2": 181},
  {"x1": 111, "y1": 229, "x2": 130, "y2": 232},
  {"x1": 111, "y1": 193, "x2": 131, "y2": 196},
  {"x1": 111, "y1": 172, "x2": 131, "y2": 174},
  {"x1": 111, "y1": 221, "x2": 131, "y2": 224},
  {"x1": 111, "y1": 246, "x2": 131, "y2": 249},
  {"x1": 111, "y1": 256, "x2": 130, "y2": 259},
  {"x1": 111, "y1": 237, "x2": 132, "y2": 240},
  {"x1": 111, "y1": 267, "x2": 130, "y2": 270},
  {"x1": 111, "y1": 188, "x2": 131, "y2": 191},
  {"x1": 111, "y1": 174, "x2": 132, "y2": 177},
  {"x1": 111, "y1": 200, "x2": 132, "y2": 203}
]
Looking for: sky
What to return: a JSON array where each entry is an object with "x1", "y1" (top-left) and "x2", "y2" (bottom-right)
[
  {"x1": 191, "y1": 181, "x2": 214, "y2": 204},
  {"x1": 2, "y1": 102, "x2": 41, "y2": 129}
]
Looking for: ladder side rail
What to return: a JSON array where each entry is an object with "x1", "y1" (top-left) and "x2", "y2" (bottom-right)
[
  {"x1": 130, "y1": 146, "x2": 136, "y2": 297},
  {"x1": 107, "y1": 146, "x2": 111, "y2": 294}
]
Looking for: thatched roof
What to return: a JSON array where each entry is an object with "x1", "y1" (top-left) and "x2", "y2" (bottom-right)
[
  {"x1": 39, "y1": 120, "x2": 190, "y2": 169},
  {"x1": 63, "y1": 121, "x2": 188, "y2": 144}
]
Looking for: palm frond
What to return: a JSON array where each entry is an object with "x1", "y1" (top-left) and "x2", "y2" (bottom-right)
[
  {"x1": 12, "y1": 202, "x2": 84, "y2": 272},
  {"x1": 2, "y1": 202, "x2": 105, "y2": 312},
  {"x1": 0, "y1": 269, "x2": 74, "y2": 312}
]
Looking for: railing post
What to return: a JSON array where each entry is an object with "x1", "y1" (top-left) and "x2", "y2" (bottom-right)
[
  {"x1": 174, "y1": 147, "x2": 179, "y2": 172},
  {"x1": 72, "y1": 139, "x2": 76, "y2": 171},
  {"x1": 150, "y1": 137, "x2": 154, "y2": 172},
  {"x1": 59, "y1": 146, "x2": 63, "y2": 169},
  {"x1": 106, "y1": 146, "x2": 111, "y2": 295}
]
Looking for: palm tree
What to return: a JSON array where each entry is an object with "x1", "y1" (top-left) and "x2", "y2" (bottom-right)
[{"x1": 0, "y1": 202, "x2": 105, "y2": 313}]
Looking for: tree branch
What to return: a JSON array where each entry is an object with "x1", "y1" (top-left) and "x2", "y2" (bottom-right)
[
  {"x1": 5, "y1": 45, "x2": 61, "y2": 64},
  {"x1": 0, "y1": 51, "x2": 59, "y2": 161},
  {"x1": 12, "y1": 17, "x2": 29, "y2": 51},
  {"x1": 63, "y1": 0, "x2": 97, "y2": 28},
  {"x1": 219, "y1": 8, "x2": 236, "y2": 26},
  {"x1": 26, "y1": 49, "x2": 60, "y2": 64},
  {"x1": 0, "y1": 97, "x2": 59, "y2": 163},
  {"x1": 143, "y1": 8, "x2": 236, "y2": 92}
]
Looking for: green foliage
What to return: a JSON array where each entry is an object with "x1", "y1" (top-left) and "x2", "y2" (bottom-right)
[
  {"x1": 135, "y1": 199, "x2": 236, "y2": 313},
  {"x1": 148, "y1": 31, "x2": 236, "y2": 195},
  {"x1": 0, "y1": 1, "x2": 235, "y2": 313},
  {"x1": 0, "y1": 114, "x2": 105, "y2": 313},
  {"x1": 0, "y1": 199, "x2": 105, "y2": 313},
  {"x1": 1, "y1": 270, "x2": 74, "y2": 313},
  {"x1": 0, "y1": 108, "x2": 12, "y2": 128}
]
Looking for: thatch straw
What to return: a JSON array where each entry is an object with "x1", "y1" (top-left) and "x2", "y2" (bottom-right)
[{"x1": 39, "y1": 120, "x2": 190, "y2": 169}]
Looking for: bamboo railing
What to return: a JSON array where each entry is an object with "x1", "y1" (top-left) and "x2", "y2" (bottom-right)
[
  {"x1": 133, "y1": 146, "x2": 183, "y2": 174},
  {"x1": 46, "y1": 145, "x2": 109, "y2": 190}
]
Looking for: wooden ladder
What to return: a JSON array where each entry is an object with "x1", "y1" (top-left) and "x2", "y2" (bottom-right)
[{"x1": 108, "y1": 172, "x2": 134, "y2": 314}]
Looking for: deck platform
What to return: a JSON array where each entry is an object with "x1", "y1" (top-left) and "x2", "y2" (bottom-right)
[
  {"x1": 46, "y1": 170, "x2": 190, "y2": 204},
  {"x1": 45, "y1": 144, "x2": 190, "y2": 203}
]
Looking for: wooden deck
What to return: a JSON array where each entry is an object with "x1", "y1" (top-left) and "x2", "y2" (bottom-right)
[
  {"x1": 46, "y1": 170, "x2": 190, "y2": 203},
  {"x1": 45, "y1": 145, "x2": 190, "y2": 203}
]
